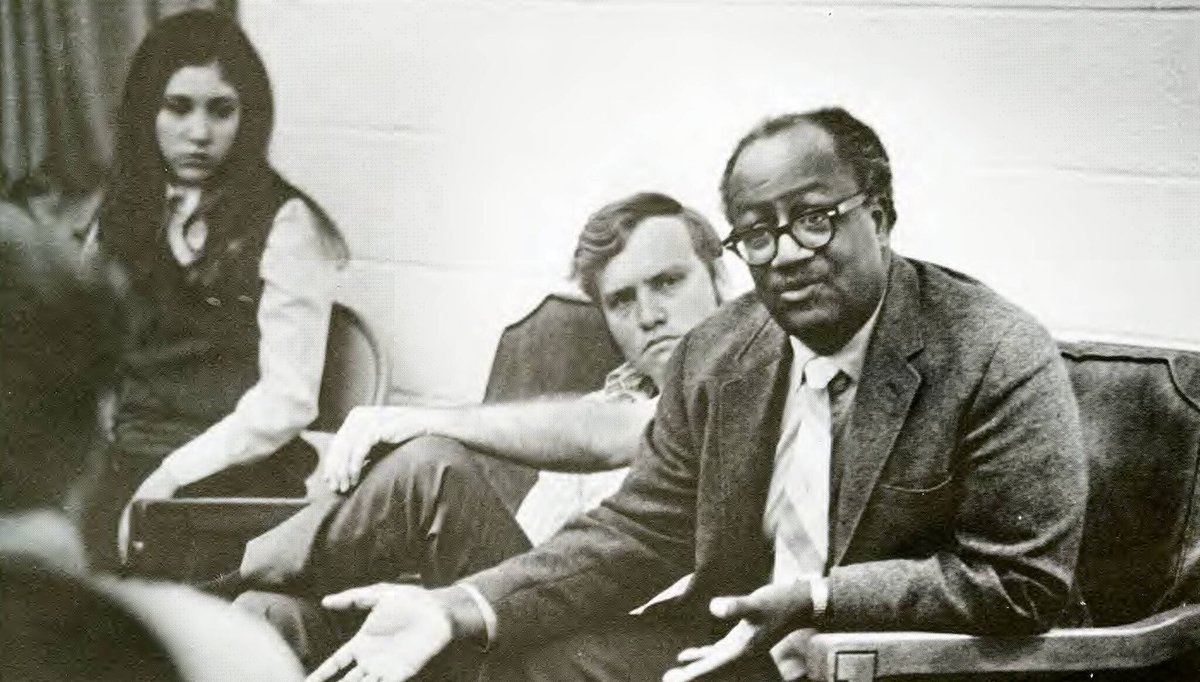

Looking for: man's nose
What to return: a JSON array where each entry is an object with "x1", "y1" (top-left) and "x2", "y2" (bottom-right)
[
  {"x1": 772, "y1": 230, "x2": 816, "y2": 267},
  {"x1": 770, "y1": 207, "x2": 816, "y2": 267},
  {"x1": 636, "y1": 293, "x2": 667, "y2": 330}
]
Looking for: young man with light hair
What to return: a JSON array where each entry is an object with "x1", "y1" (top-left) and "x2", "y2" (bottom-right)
[{"x1": 234, "y1": 192, "x2": 729, "y2": 671}]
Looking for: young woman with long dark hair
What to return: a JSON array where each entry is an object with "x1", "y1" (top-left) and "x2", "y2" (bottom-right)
[{"x1": 85, "y1": 10, "x2": 347, "y2": 569}]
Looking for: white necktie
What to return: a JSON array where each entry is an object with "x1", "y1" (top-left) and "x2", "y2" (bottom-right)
[{"x1": 765, "y1": 355, "x2": 841, "y2": 583}]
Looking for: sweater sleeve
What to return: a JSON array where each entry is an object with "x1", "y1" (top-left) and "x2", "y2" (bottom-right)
[{"x1": 161, "y1": 199, "x2": 340, "y2": 485}]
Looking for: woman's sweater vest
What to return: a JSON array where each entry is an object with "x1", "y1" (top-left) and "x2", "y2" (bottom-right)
[{"x1": 113, "y1": 182, "x2": 296, "y2": 460}]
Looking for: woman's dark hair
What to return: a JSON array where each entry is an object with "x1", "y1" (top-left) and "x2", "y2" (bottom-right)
[{"x1": 99, "y1": 10, "x2": 345, "y2": 283}]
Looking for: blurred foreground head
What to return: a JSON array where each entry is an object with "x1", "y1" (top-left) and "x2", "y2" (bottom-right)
[
  {"x1": 0, "y1": 224, "x2": 121, "y2": 513},
  {"x1": 0, "y1": 557, "x2": 181, "y2": 681}
]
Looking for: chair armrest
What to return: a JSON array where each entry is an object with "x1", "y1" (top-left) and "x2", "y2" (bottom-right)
[
  {"x1": 129, "y1": 497, "x2": 309, "y2": 537},
  {"x1": 127, "y1": 497, "x2": 309, "y2": 580},
  {"x1": 804, "y1": 604, "x2": 1200, "y2": 682}
]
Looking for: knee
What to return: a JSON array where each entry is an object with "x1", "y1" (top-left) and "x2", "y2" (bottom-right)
[
  {"x1": 234, "y1": 590, "x2": 302, "y2": 627},
  {"x1": 234, "y1": 591, "x2": 310, "y2": 649},
  {"x1": 233, "y1": 590, "x2": 330, "y2": 669},
  {"x1": 361, "y1": 435, "x2": 479, "y2": 490}
]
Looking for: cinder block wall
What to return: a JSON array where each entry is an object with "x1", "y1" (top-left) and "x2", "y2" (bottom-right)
[{"x1": 241, "y1": 0, "x2": 1200, "y2": 405}]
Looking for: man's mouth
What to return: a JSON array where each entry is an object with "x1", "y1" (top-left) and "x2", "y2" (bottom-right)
[{"x1": 776, "y1": 281, "x2": 820, "y2": 303}]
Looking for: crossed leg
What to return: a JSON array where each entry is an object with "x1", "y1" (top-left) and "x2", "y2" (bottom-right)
[{"x1": 234, "y1": 435, "x2": 532, "y2": 670}]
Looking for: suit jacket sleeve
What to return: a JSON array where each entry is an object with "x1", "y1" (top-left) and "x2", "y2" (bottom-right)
[
  {"x1": 826, "y1": 317, "x2": 1087, "y2": 634},
  {"x1": 467, "y1": 335, "x2": 701, "y2": 651}
]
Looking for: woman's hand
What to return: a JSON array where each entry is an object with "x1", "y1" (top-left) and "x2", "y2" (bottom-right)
[
  {"x1": 118, "y1": 467, "x2": 183, "y2": 564},
  {"x1": 134, "y1": 466, "x2": 184, "y2": 501}
]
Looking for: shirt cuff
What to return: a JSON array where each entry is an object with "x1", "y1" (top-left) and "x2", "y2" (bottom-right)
[
  {"x1": 810, "y1": 576, "x2": 829, "y2": 626},
  {"x1": 455, "y1": 582, "x2": 497, "y2": 650}
]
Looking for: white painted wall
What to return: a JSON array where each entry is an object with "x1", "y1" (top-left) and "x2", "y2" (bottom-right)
[{"x1": 241, "y1": 0, "x2": 1200, "y2": 404}]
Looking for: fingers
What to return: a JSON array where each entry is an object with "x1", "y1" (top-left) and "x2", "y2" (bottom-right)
[
  {"x1": 708, "y1": 582, "x2": 779, "y2": 620},
  {"x1": 325, "y1": 416, "x2": 373, "y2": 493},
  {"x1": 323, "y1": 436, "x2": 354, "y2": 493},
  {"x1": 663, "y1": 647, "x2": 738, "y2": 682},
  {"x1": 117, "y1": 505, "x2": 132, "y2": 565},
  {"x1": 321, "y1": 585, "x2": 387, "y2": 610},
  {"x1": 663, "y1": 620, "x2": 756, "y2": 682},
  {"x1": 305, "y1": 642, "x2": 355, "y2": 682},
  {"x1": 709, "y1": 594, "x2": 752, "y2": 620},
  {"x1": 327, "y1": 662, "x2": 411, "y2": 682},
  {"x1": 674, "y1": 645, "x2": 714, "y2": 663},
  {"x1": 340, "y1": 669, "x2": 381, "y2": 682}
]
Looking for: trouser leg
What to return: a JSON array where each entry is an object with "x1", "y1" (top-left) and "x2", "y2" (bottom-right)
[
  {"x1": 302, "y1": 435, "x2": 533, "y2": 593},
  {"x1": 237, "y1": 436, "x2": 532, "y2": 672}
]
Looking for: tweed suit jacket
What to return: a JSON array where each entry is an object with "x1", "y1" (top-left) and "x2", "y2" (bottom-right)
[{"x1": 469, "y1": 254, "x2": 1087, "y2": 650}]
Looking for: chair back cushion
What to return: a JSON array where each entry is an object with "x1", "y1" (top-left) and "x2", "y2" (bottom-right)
[
  {"x1": 1060, "y1": 341, "x2": 1200, "y2": 625},
  {"x1": 484, "y1": 294, "x2": 623, "y2": 403},
  {"x1": 478, "y1": 294, "x2": 625, "y2": 511}
]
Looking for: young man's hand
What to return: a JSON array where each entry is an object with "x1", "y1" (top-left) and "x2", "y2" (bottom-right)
[{"x1": 323, "y1": 406, "x2": 435, "y2": 493}]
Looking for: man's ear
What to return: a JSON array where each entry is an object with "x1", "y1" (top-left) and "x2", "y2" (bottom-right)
[{"x1": 866, "y1": 197, "x2": 892, "y2": 245}]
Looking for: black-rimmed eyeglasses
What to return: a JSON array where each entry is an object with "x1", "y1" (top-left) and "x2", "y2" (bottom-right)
[{"x1": 722, "y1": 193, "x2": 867, "y2": 266}]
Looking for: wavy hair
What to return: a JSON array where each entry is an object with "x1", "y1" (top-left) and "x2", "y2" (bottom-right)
[{"x1": 571, "y1": 192, "x2": 723, "y2": 303}]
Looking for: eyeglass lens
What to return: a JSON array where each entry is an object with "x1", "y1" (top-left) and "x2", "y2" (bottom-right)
[{"x1": 736, "y1": 213, "x2": 833, "y2": 265}]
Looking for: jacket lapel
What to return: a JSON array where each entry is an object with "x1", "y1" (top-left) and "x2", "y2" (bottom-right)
[
  {"x1": 697, "y1": 312, "x2": 790, "y2": 595},
  {"x1": 830, "y1": 257, "x2": 924, "y2": 566}
]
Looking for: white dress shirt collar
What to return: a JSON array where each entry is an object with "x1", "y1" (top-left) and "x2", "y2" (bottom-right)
[
  {"x1": 165, "y1": 184, "x2": 202, "y2": 217},
  {"x1": 164, "y1": 184, "x2": 206, "y2": 265},
  {"x1": 786, "y1": 296, "x2": 884, "y2": 390}
]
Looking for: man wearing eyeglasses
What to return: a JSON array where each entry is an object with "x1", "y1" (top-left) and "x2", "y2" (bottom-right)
[{"x1": 304, "y1": 108, "x2": 1087, "y2": 682}]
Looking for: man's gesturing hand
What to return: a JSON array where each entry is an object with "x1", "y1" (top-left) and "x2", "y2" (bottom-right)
[
  {"x1": 323, "y1": 406, "x2": 430, "y2": 493},
  {"x1": 305, "y1": 583, "x2": 453, "y2": 682},
  {"x1": 662, "y1": 580, "x2": 813, "y2": 682}
]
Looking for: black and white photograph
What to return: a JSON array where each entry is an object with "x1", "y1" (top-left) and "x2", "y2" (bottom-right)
[{"x1": 1, "y1": 0, "x2": 1198, "y2": 680}]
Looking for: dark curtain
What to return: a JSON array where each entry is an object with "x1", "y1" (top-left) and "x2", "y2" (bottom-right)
[{"x1": 0, "y1": 0, "x2": 233, "y2": 205}]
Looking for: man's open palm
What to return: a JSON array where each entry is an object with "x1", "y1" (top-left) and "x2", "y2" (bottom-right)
[{"x1": 305, "y1": 583, "x2": 452, "y2": 682}]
